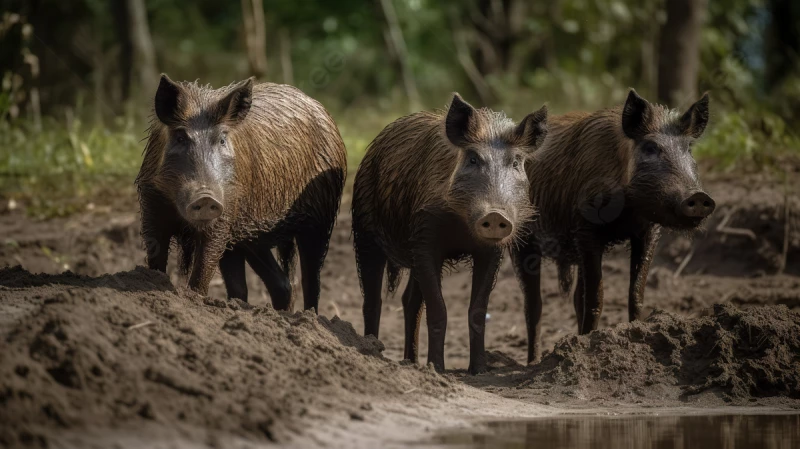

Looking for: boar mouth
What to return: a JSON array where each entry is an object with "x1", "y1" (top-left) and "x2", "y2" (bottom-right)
[
  {"x1": 668, "y1": 216, "x2": 708, "y2": 232},
  {"x1": 649, "y1": 210, "x2": 708, "y2": 232}
]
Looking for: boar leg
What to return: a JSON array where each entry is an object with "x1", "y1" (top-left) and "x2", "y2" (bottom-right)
[
  {"x1": 219, "y1": 248, "x2": 248, "y2": 301},
  {"x1": 628, "y1": 226, "x2": 660, "y2": 321},
  {"x1": 140, "y1": 191, "x2": 176, "y2": 272},
  {"x1": 296, "y1": 227, "x2": 333, "y2": 313},
  {"x1": 414, "y1": 259, "x2": 446, "y2": 372},
  {"x1": 467, "y1": 248, "x2": 503, "y2": 375},
  {"x1": 143, "y1": 231, "x2": 171, "y2": 272},
  {"x1": 577, "y1": 244, "x2": 604, "y2": 334},
  {"x1": 512, "y1": 242, "x2": 544, "y2": 364},
  {"x1": 188, "y1": 234, "x2": 226, "y2": 296},
  {"x1": 402, "y1": 278, "x2": 424, "y2": 363},
  {"x1": 355, "y1": 232, "x2": 387, "y2": 337},
  {"x1": 573, "y1": 267, "x2": 585, "y2": 333},
  {"x1": 245, "y1": 245, "x2": 293, "y2": 310}
]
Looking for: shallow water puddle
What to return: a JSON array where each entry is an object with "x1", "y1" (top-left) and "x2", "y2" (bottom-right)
[{"x1": 430, "y1": 413, "x2": 800, "y2": 449}]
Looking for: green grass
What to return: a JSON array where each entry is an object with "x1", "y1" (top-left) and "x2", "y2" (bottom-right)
[
  {"x1": 0, "y1": 116, "x2": 143, "y2": 218},
  {"x1": 0, "y1": 109, "x2": 395, "y2": 218},
  {"x1": 2, "y1": 105, "x2": 797, "y2": 219}
]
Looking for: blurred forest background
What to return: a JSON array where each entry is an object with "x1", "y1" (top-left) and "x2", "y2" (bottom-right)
[{"x1": 0, "y1": 0, "x2": 799, "y2": 216}]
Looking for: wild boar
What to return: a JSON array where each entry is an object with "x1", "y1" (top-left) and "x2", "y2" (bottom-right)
[
  {"x1": 136, "y1": 75, "x2": 346, "y2": 311},
  {"x1": 514, "y1": 89, "x2": 714, "y2": 363},
  {"x1": 352, "y1": 94, "x2": 547, "y2": 373}
]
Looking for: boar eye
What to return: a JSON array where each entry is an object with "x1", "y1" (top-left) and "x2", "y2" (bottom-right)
[
  {"x1": 641, "y1": 142, "x2": 661, "y2": 156},
  {"x1": 220, "y1": 137, "x2": 226, "y2": 146},
  {"x1": 175, "y1": 133, "x2": 187, "y2": 144},
  {"x1": 469, "y1": 156, "x2": 478, "y2": 165}
]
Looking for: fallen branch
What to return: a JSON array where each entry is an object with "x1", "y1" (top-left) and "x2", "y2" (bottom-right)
[
  {"x1": 716, "y1": 207, "x2": 756, "y2": 240},
  {"x1": 673, "y1": 247, "x2": 695, "y2": 279}
]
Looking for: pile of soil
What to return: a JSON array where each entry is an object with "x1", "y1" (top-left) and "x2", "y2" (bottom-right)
[
  {"x1": 522, "y1": 304, "x2": 800, "y2": 402},
  {"x1": 0, "y1": 267, "x2": 454, "y2": 448},
  {"x1": 656, "y1": 181, "x2": 800, "y2": 277}
]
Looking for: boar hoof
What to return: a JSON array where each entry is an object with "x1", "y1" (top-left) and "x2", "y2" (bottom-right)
[{"x1": 467, "y1": 363, "x2": 489, "y2": 375}]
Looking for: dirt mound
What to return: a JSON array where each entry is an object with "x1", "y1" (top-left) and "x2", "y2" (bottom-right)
[
  {"x1": 524, "y1": 304, "x2": 800, "y2": 401},
  {"x1": 0, "y1": 267, "x2": 454, "y2": 448},
  {"x1": 656, "y1": 181, "x2": 799, "y2": 277}
]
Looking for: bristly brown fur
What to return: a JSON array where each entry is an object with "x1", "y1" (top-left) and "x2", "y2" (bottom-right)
[
  {"x1": 136, "y1": 79, "x2": 346, "y2": 295},
  {"x1": 352, "y1": 105, "x2": 535, "y2": 293},
  {"x1": 353, "y1": 96, "x2": 547, "y2": 372},
  {"x1": 527, "y1": 103, "x2": 682, "y2": 287},
  {"x1": 513, "y1": 91, "x2": 712, "y2": 364}
]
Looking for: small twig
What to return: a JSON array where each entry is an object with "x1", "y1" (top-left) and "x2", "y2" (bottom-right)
[
  {"x1": 673, "y1": 247, "x2": 695, "y2": 279},
  {"x1": 715, "y1": 207, "x2": 756, "y2": 240},
  {"x1": 127, "y1": 321, "x2": 153, "y2": 330},
  {"x1": 716, "y1": 206, "x2": 736, "y2": 230},
  {"x1": 402, "y1": 387, "x2": 418, "y2": 395},
  {"x1": 330, "y1": 301, "x2": 341, "y2": 318}
]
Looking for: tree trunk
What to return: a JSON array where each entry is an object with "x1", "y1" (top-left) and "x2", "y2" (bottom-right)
[
  {"x1": 377, "y1": 0, "x2": 420, "y2": 111},
  {"x1": 279, "y1": 28, "x2": 294, "y2": 85},
  {"x1": 449, "y1": 8, "x2": 496, "y2": 105},
  {"x1": 765, "y1": 0, "x2": 800, "y2": 86},
  {"x1": 110, "y1": 0, "x2": 132, "y2": 103},
  {"x1": 468, "y1": 0, "x2": 527, "y2": 79},
  {"x1": 241, "y1": 0, "x2": 267, "y2": 79},
  {"x1": 658, "y1": 0, "x2": 706, "y2": 106},
  {"x1": 125, "y1": 0, "x2": 157, "y2": 97},
  {"x1": 641, "y1": 26, "x2": 657, "y2": 97}
]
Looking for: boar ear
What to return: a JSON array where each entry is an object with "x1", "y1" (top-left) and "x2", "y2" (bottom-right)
[
  {"x1": 154, "y1": 74, "x2": 184, "y2": 126},
  {"x1": 514, "y1": 105, "x2": 548, "y2": 151},
  {"x1": 445, "y1": 93, "x2": 476, "y2": 147},
  {"x1": 680, "y1": 92, "x2": 710, "y2": 139},
  {"x1": 216, "y1": 77, "x2": 254, "y2": 125},
  {"x1": 621, "y1": 89, "x2": 651, "y2": 140}
]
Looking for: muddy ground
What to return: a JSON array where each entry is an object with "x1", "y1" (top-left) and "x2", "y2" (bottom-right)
[{"x1": 1, "y1": 174, "x2": 799, "y2": 447}]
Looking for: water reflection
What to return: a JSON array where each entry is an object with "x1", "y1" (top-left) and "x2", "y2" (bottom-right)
[{"x1": 433, "y1": 414, "x2": 800, "y2": 449}]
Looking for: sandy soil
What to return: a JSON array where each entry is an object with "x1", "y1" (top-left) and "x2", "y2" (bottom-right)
[{"x1": 1, "y1": 174, "x2": 799, "y2": 447}]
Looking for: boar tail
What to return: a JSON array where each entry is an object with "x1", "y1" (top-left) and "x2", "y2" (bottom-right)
[
  {"x1": 386, "y1": 261, "x2": 403, "y2": 295},
  {"x1": 557, "y1": 261, "x2": 574, "y2": 296}
]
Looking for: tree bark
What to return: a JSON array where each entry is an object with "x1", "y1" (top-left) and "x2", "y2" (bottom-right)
[
  {"x1": 377, "y1": 0, "x2": 420, "y2": 111},
  {"x1": 241, "y1": 0, "x2": 267, "y2": 79},
  {"x1": 125, "y1": 0, "x2": 157, "y2": 97},
  {"x1": 658, "y1": 0, "x2": 707, "y2": 106}
]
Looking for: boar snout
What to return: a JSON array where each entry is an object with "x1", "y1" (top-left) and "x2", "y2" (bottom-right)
[
  {"x1": 186, "y1": 192, "x2": 224, "y2": 222},
  {"x1": 679, "y1": 191, "x2": 715, "y2": 219},
  {"x1": 475, "y1": 211, "x2": 513, "y2": 241}
]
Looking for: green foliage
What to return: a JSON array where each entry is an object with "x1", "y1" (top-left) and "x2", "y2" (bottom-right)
[
  {"x1": 1, "y1": 0, "x2": 798, "y2": 216},
  {"x1": 695, "y1": 108, "x2": 800, "y2": 171},
  {"x1": 0, "y1": 116, "x2": 142, "y2": 217},
  {"x1": 0, "y1": 110, "x2": 402, "y2": 217}
]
